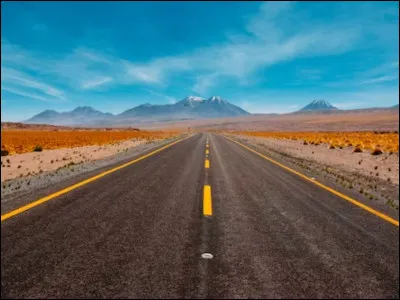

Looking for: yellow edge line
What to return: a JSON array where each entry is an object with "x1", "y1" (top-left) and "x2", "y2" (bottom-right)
[
  {"x1": 223, "y1": 135, "x2": 399, "y2": 227},
  {"x1": 205, "y1": 159, "x2": 210, "y2": 169},
  {"x1": 203, "y1": 185, "x2": 212, "y2": 216},
  {"x1": 1, "y1": 135, "x2": 190, "y2": 222}
]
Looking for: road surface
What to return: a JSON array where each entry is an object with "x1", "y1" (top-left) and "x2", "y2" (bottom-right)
[{"x1": 1, "y1": 133, "x2": 399, "y2": 298}]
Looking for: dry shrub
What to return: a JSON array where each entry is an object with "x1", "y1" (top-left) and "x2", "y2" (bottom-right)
[
  {"x1": 1, "y1": 130, "x2": 179, "y2": 155},
  {"x1": 353, "y1": 147, "x2": 363, "y2": 153},
  {"x1": 229, "y1": 131, "x2": 398, "y2": 153},
  {"x1": 371, "y1": 148, "x2": 383, "y2": 155}
]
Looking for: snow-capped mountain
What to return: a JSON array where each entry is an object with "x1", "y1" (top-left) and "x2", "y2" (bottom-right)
[
  {"x1": 299, "y1": 99, "x2": 338, "y2": 111},
  {"x1": 118, "y1": 95, "x2": 249, "y2": 120},
  {"x1": 206, "y1": 96, "x2": 226, "y2": 104},
  {"x1": 176, "y1": 96, "x2": 205, "y2": 108},
  {"x1": 24, "y1": 96, "x2": 249, "y2": 126}
]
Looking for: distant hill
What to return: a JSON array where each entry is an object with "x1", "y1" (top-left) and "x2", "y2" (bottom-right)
[
  {"x1": 24, "y1": 96, "x2": 249, "y2": 126},
  {"x1": 25, "y1": 106, "x2": 114, "y2": 126},
  {"x1": 299, "y1": 99, "x2": 338, "y2": 111}
]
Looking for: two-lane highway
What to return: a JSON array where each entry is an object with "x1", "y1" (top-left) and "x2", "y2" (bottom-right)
[{"x1": 1, "y1": 133, "x2": 399, "y2": 299}]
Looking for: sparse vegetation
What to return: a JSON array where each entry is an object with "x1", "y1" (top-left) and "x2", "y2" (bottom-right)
[
  {"x1": 2, "y1": 130, "x2": 178, "y2": 154},
  {"x1": 230, "y1": 131, "x2": 398, "y2": 153}
]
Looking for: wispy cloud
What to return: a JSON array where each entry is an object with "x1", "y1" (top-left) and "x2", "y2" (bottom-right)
[
  {"x1": 1, "y1": 86, "x2": 56, "y2": 102},
  {"x1": 1, "y1": 1, "x2": 397, "y2": 105},
  {"x1": 1, "y1": 67, "x2": 65, "y2": 100},
  {"x1": 360, "y1": 75, "x2": 398, "y2": 84},
  {"x1": 81, "y1": 76, "x2": 113, "y2": 89}
]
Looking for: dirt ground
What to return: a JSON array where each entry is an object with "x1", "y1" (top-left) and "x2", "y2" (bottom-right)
[
  {"x1": 227, "y1": 133, "x2": 399, "y2": 210},
  {"x1": 1, "y1": 139, "x2": 148, "y2": 182}
]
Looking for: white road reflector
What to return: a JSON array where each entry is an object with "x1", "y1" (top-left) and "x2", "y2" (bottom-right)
[
  {"x1": 311, "y1": 177, "x2": 316, "y2": 180},
  {"x1": 201, "y1": 253, "x2": 213, "y2": 259}
]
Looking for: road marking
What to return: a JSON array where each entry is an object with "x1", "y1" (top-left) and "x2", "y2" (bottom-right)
[
  {"x1": 223, "y1": 135, "x2": 399, "y2": 227},
  {"x1": 1, "y1": 136, "x2": 190, "y2": 222},
  {"x1": 201, "y1": 253, "x2": 213, "y2": 259},
  {"x1": 206, "y1": 149, "x2": 209, "y2": 155},
  {"x1": 205, "y1": 159, "x2": 210, "y2": 169},
  {"x1": 203, "y1": 185, "x2": 212, "y2": 216},
  {"x1": 206, "y1": 143, "x2": 209, "y2": 148}
]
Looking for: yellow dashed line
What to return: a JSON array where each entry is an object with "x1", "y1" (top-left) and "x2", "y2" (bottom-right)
[
  {"x1": 206, "y1": 149, "x2": 209, "y2": 155},
  {"x1": 205, "y1": 159, "x2": 210, "y2": 169},
  {"x1": 223, "y1": 135, "x2": 399, "y2": 227},
  {"x1": 203, "y1": 185, "x2": 212, "y2": 216}
]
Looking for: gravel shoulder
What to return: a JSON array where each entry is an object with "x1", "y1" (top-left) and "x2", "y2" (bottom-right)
[
  {"x1": 225, "y1": 133, "x2": 399, "y2": 212},
  {"x1": 1, "y1": 134, "x2": 188, "y2": 210}
]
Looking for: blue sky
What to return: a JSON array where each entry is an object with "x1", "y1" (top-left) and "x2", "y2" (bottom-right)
[{"x1": 1, "y1": 1, "x2": 399, "y2": 121}]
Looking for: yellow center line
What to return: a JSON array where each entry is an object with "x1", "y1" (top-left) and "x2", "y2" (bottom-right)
[
  {"x1": 203, "y1": 185, "x2": 212, "y2": 216},
  {"x1": 223, "y1": 135, "x2": 399, "y2": 227},
  {"x1": 1, "y1": 135, "x2": 190, "y2": 222},
  {"x1": 206, "y1": 149, "x2": 209, "y2": 155},
  {"x1": 205, "y1": 159, "x2": 210, "y2": 169}
]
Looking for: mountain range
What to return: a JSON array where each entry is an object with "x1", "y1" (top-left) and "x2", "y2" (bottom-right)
[
  {"x1": 24, "y1": 96, "x2": 250, "y2": 126},
  {"x1": 23, "y1": 97, "x2": 399, "y2": 126}
]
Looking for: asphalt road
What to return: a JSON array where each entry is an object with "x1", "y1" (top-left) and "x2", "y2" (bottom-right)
[{"x1": 1, "y1": 133, "x2": 399, "y2": 299}]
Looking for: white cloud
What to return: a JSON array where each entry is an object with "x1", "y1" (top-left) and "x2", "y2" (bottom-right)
[
  {"x1": 81, "y1": 76, "x2": 113, "y2": 89},
  {"x1": 360, "y1": 75, "x2": 398, "y2": 84},
  {"x1": 1, "y1": 67, "x2": 65, "y2": 100},
  {"x1": 1, "y1": 1, "x2": 397, "y2": 99},
  {"x1": 184, "y1": 2, "x2": 361, "y2": 92},
  {"x1": 1, "y1": 86, "x2": 55, "y2": 102},
  {"x1": 126, "y1": 65, "x2": 161, "y2": 84}
]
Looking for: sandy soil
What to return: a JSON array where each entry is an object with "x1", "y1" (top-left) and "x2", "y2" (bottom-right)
[
  {"x1": 227, "y1": 133, "x2": 399, "y2": 210},
  {"x1": 1, "y1": 135, "x2": 186, "y2": 201},
  {"x1": 233, "y1": 135, "x2": 399, "y2": 184},
  {"x1": 1, "y1": 122, "x2": 140, "y2": 131},
  {"x1": 1, "y1": 139, "x2": 148, "y2": 182}
]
